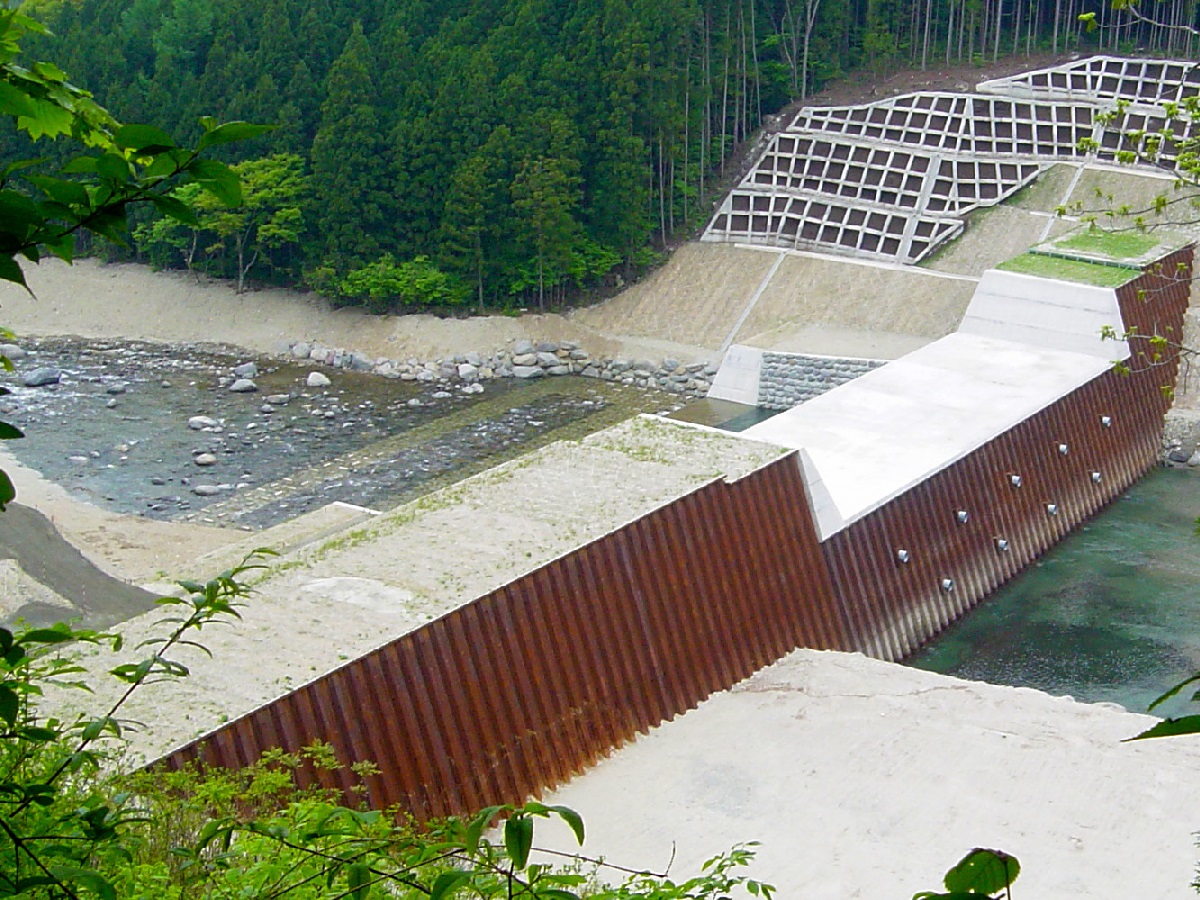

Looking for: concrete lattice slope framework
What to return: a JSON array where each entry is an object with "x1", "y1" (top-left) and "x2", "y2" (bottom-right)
[{"x1": 706, "y1": 56, "x2": 1200, "y2": 263}]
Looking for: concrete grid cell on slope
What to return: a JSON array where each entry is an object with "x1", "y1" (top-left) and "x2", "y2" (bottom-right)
[
  {"x1": 707, "y1": 56, "x2": 1200, "y2": 264},
  {"x1": 977, "y1": 55, "x2": 1200, "y2": 108}
]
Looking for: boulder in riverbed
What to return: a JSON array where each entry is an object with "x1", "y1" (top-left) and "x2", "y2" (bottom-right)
[{"x1": 21, "y1": 368, "x2": 62, "y2": 387}]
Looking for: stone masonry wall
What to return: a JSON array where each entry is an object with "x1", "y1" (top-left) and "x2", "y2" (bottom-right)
[{"x1": 758, "y1": 351, "x2": 885, "y2": 410}]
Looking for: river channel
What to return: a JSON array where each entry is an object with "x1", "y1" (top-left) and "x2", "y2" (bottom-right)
[{"x1": 1, "y1": 338, "x2": 681, "y2": 530}]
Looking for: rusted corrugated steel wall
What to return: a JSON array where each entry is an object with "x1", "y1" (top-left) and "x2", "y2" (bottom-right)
[
  {"x1": 164, "y1": 247, "x2": 1192, "y2": 820},
  {"x1": 164, "y1": 454, "x2": 845, "y2": 820},
  {"x1": 823, "y1": 247, "x2": 1193, "y2": 660}
]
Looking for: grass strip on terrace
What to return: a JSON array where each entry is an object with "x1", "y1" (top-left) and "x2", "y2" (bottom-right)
[
  {"x1": 1053, "y1": 229, "x2": 1160, "y2": 261},
  {"x1": 996, "y1": 252, "x2": 1138, "y2": 287}
]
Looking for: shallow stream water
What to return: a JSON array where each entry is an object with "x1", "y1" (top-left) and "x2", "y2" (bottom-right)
[
  {"x1": 1, "y1": 338, "x2": 679, "y2": 529},
  {"x1": 908, "y1": 466, "x2": 1200, "y2": 716}
]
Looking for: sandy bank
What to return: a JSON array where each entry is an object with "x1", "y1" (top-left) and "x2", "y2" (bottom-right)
[{"x1": 0, "y1": 258, "x2": 578, "y2": 362}]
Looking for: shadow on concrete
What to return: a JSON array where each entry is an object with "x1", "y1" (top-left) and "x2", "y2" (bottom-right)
[{"x1": 0, "y1": 502, "x2": 158, "y2": 629}]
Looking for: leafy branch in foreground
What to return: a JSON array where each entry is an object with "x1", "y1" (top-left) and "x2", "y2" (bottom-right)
[
  {"x1": 1064, "y1": 95, "x2": 1200, "y2": 232},
  {"x1": 0, "y1": 8, "x2": 271, "y2": 293},
  {"x1": 1080, "y1": 0, "x2": 1200, "y2": 40},
  {"x1": 1100, "y1": 320, "x2": 1195, "y2": 399},
  {"x1": 1, "y1": 543, "x2": 773, "y2": 900},
  {"x1": 0, "y1": 551, "x2": 273, "y2": 900}
]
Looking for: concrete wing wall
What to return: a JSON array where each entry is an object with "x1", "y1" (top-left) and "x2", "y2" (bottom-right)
[{"x1": 958, "y1": 268, "x2": 1128, "y2": 359}]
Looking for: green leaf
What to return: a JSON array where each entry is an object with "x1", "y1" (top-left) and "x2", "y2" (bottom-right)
[
  {"x1": 26, "y1": 174, "x2": 89, "y2": 207},
  {"x1": 144, "y1": 150, "x2": 190, "y2": 179},
  {"x1": 0, "y1": 684, "x2": 16, "y2": 727},
  {"x1": 19, "y1": 726, "x2": 58, "y2": 741},
  {"x1": 60, "y1": 155, "x2": 98, "y2": 175},
  {"x1": 0, "y1": 189, "x2": 43, "y2": 230},
  {"x1": 79, "y1": 717, "x2": 111, "y2": 741},
  {"x1": 546, "y1": 805, "x2": 585, "y2": 845},
  {"x1": 197, "y1": 121, "x2": 274, "y2": 150},
  {"x1": 114, "y1": 124, "x2": 175, "y2": 153},
  {"x1": 95, "y1": 153, "x2": 131, "y2": 183},
  {"x1": 1147, "y1": 671, "x2": 1200, "y2": 712},
  {"x1": 0, "y1": 255, "x2": 26, "y2": 290},
  {"x1": 150, "y1": 193, "x2": 198, "y2": 227},
  {"x1": 942, "y1": 848, "x2": 1020, "y2": 895},
  {"x1": 0, "y1": 469, "x2": 16, "y2": 511},
  {"x1": 48, "y1": 867, "x2": 117, "y2": 900},
  {"x1": 21, "y1": 628, "x2": 74, "y2": 644},
  {"x1": 18, "y1": 100, "x2": 75, "y2": 140},
  {"x1": 430, "y1": 870, "x2": 470, "y2": 900},
  {"x1": 466, "y1": 805, "x2": 503, "y2": 852},
  {"x1": 1128, "y1": 714, "x2": 1200, "y2": 741},
  {"x1": 0, "y1": 82, "x2": 37, "y2": 118},
  {"x1": 187, "y1": 158, "x2": 242, "y2": 207},
  {"x1": 504, "y1": 815, "x2": 534, "y2": 870},
  {"x1": 346, "y1": 863, "x2": 371, "y2": 900},
  {"x1": 13, "y1": 876, "x2": 60, "y2": 893},
  {"x1": 0, "y1": 421, "x2": 23, "y2": 440}
]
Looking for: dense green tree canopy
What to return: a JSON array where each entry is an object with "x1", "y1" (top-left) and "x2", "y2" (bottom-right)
[{"x1": 11, "y1": 0, "x2": 1190, "y2": 309}]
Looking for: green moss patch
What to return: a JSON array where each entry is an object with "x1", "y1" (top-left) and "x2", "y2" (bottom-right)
[
  {"x1": 996, "y1": 252, "x2": 1138, "y2": 287},
  {"x1": 1053, "y1": 229, "x2": 1160, "y2": 261}
]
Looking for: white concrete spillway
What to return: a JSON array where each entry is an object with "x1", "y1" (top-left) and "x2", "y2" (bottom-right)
[
  {"x1": 727, "y1": 257, "x2": 1130, "y2": 537},
  {"x1": 958, "y1": 269, "x2": 1129, "y2": 359},
  {"x1": 743, "y1": 332, "x2": 1112, "y2": 538}
]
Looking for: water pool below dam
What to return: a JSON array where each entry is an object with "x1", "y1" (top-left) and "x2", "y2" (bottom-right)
[
  {"x1": 682, "y1": 399, "x2": 1200, "y2": 718},
  {"x1": 909, "y1": 465, "x2": 1200, "y2": 717}
]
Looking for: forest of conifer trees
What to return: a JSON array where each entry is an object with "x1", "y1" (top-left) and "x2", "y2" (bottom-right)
[{"x1": 12, "y1": 0, "x2": 1196, "y2": 309}]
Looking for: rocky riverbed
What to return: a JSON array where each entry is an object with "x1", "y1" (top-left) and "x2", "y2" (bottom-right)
[
  {"x1": 0, "y1": 338, "x2": 685, "y2": 530},
  {"x1": 288, "y1": 336, "x2": 718, "y2": 395}
]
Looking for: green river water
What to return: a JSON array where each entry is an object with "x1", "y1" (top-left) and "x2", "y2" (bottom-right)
[{"x1": 908, "y1": 466, "x2": 1200, "y2": 716}]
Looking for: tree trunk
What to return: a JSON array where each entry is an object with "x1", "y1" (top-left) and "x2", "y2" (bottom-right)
[
  {"x1": 993, "y1": 0, "x2": 1003, "y2": 61},
  {"x1": 802, "y1": 0, "x2": 822, "y2": 99},
  {"x1": 921, "y1": 0, "x2": 933, "y2": 68},
  {"x1": 719, "y1": 10, "x2": 729, "y2": 173},
  {"x1": 537, "y1": 253, "x2": 545, "y2": 311},
  {"x1": 946, "y1": 0, "x2": 955, "y2": 63},
  {"x1": 662, "y1": 136, "x2": 672, "y2": 243},
  {"x1": 475, "y1": 237, "x2": 484, "y2": 315}
]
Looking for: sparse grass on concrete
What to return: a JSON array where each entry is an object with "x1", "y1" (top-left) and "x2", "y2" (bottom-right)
[{"x1": 1005, "y1": 163, "x2": 1078, "y2": 213}]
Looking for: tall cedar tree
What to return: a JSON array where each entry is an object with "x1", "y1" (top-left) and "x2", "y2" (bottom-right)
[{"x1": 309, "y1": 22, "x2": 392, "y2": 269}]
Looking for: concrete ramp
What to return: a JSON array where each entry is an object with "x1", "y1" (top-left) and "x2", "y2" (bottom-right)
[{"x1": 707, "y1": 344, "x2": 764, "y2": 404}]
